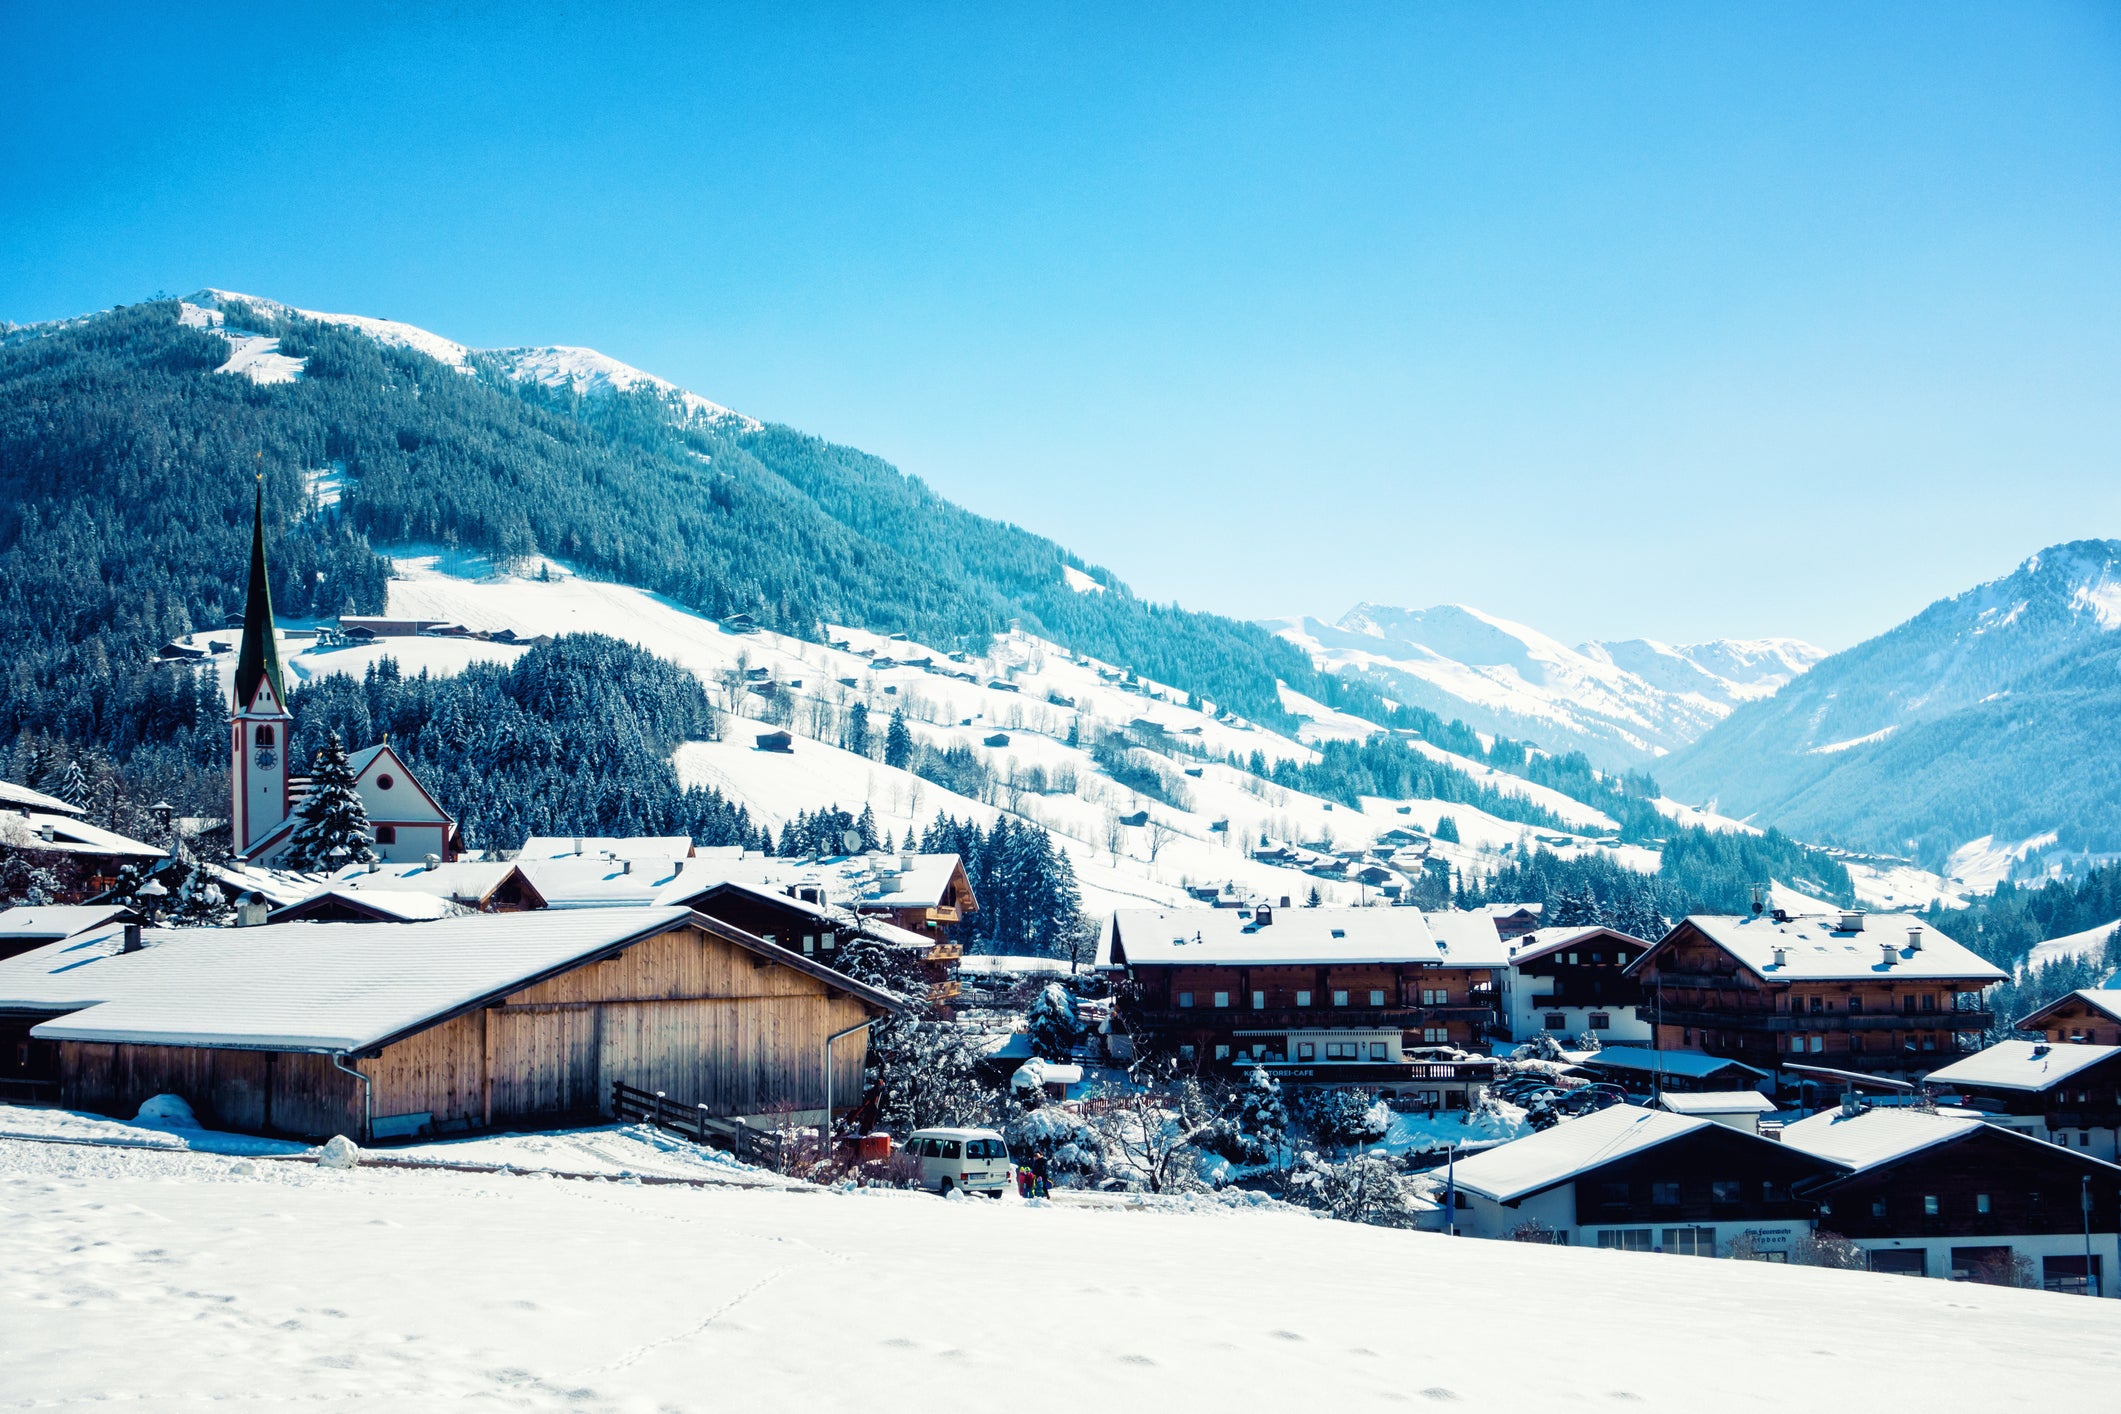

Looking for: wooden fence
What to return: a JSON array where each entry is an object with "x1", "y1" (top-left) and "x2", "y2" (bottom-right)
[{"x1": 610, "y1": 1080, "x2": 788, "y2": 1168}]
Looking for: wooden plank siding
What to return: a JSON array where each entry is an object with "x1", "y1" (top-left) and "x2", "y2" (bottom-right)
[{"x1": 55, "y1": 924, "x2": 879, "y2": 1141}]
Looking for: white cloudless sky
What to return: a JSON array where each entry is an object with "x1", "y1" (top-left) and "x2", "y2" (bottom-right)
[{"x1": 5, "y1": 3, "x2": 2118, "y2": 650}]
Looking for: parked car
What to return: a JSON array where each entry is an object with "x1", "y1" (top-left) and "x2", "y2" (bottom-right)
[{"x1": 906, "y1": 1127, "x2": 1012, "y2": 1196}]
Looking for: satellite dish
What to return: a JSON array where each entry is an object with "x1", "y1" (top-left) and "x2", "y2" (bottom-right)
[{"x1": 841, "y1": 830, "x2": 864, "y2": 854}]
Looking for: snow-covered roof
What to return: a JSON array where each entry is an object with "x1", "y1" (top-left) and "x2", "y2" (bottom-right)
[
  {"x1": 1507, "y1": 925, "x2": 1650, "y2": 967},
  {"x1": 1777, "y1": 1107, "x2": 1989, "y2": 1172},
  {"x1": 0, "y1": 905, "x2": 134, "y2": 943},
  {"x1": 0, "y1": 779, "x2": 84, "y2": 816},
  {"x1": 1110, "y1": 907, "x2": 1442, "y2": 967},
  {"x1": 12, "y1": 906, "x2": 899, "y2": 1051},
  {"x1": 321, "y1": 859, "x2": 525, "y2": 905},
  {"x1": 2019, "y1": 988, "x2": 2121, "y2": 1029},
  {"x1": 10, "y1": 909, "x2": 693, "y2": 1049},
  {"x1": 1, "y1": 812, "x2": 167, "y2": 860},
  {"x1": 1922, "y1": 1039, "x2": 2121, "y2": 1093},
  {"x1": 1424, "y1": 910, "x2": 1509, "y2": 968},
  {"x1": 276, "y1": 886, "x2": 468, "y2": 922},
  {"x1": 206, "y1": 861, "x2": 321, "y2": 909},
  {"x1": 517, "y1": 836, "x2": 696, "y2": 861},
  {"x1": 955, "y1": 954, "x2": 1082, "y2": 975},
  {"x1": 1448, "y1": 1104, "x2": 1711, "y2": 1203},
  {"x1": 1576, "y1": 1047, "x2": 1768, "y2": 1081},
  {"x1": 518, "y1": 856, "x2": 687, "y2": 907},
  {"x1": 1644, "y1": 913, "x2": 2007, "y2": 985},
  {"x1": 1656, "y1": 1090, "x2": 1778, "y2": 1116}
]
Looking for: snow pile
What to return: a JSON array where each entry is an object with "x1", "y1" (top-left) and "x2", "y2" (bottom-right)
[
  {"x1": 1, "y1": 1134, "x2": 2109, "y2": 1410},
  {"x1": 317, "y1": 1135, "x2": 362, "y2": 1169},
  {"x1": 133, "y1": 1094, "x2": 200, "y2": 1130}
]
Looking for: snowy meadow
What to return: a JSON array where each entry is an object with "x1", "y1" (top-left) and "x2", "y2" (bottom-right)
[{"x1": 4, "y1": 1134, "x2": 2116, "y2": 1412}]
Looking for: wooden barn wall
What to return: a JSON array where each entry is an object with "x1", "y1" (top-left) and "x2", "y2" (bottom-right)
[
  {"x1": 368, "y1": 927, "x2": 873, "y2": 1127},
  {"x1": 58, "y1": 1043, "x2": 358, "y2": 1139}
]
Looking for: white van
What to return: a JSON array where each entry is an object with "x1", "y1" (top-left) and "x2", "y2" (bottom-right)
[{"x1": 905, "y1": 1127, "x2": 1012, "y2": 1196}]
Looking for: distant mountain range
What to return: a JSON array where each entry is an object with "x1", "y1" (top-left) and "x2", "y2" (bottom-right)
[
  {"x1": 1659, "y1": 541, "x2": 2121, "y2": 867},
  {"x1": 1268, "y1": 603, "x2": 1822, "y2": 767}
]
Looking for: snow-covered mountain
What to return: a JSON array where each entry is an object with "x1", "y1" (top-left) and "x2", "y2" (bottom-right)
[
  {"x1": 1661, "y1": 540, "x2": 2121, "y2": 864},
  {"x1": 177, "y1": 288, "x2": 761, "y2": 429},
  {"x1": 1268, "y1": 603, "x2": 1821, "y2": 767}
]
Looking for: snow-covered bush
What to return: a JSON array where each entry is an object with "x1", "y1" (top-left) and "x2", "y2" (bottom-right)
[
  {"x1": 1790, "y1": 1231, "x2": 1867, "y2": 1270},
  {"x1": 1284, "y1": 1150, "x2": 1426, "y2": 1228},
  {"x1": 135, "y1": 1094, "x2": 201, "y2": 1129},
  {"x1": 1006, "y1": 1103, "x2": 1105, "y2": 1183},
  {"x1": 1297, "y1": 1086, "x2": 1390, "y2": 1147},
  {"x1": 1202, "y1": 1066, "x2": 1289, "y2": 1166},
  {"x1": 1085, "y1": 1056, "x2": 1215, "y2": 1194}
]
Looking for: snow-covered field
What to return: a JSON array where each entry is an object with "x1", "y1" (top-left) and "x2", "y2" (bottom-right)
[
  {"x1": 176, "y1": 551, "x2": 1707, "y2": 912},
  {"x1": 5, "y1": 1133, "x2": 2113, "y2": 1412}
]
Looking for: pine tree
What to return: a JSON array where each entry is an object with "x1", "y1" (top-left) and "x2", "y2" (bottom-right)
[
  {"x1": 1433, "y1": 815, "x2": 1461, "y2": 844},
  {"x1": 51, "y1": 758, "x2": 90, "y2": 810},
  {"x1": 856, "y1": 802, "x2": 880, "y2": 851},
  {"x1": 884, "y1": 709, "x2": 913, "y2": 769},
  {"x1": 1024, "y1": 981, "x2": 1084, "y2": 1060},
  {"x1": 282, "y1": 732, "x2": 378, "y2": 873},
  {"x1": 843, "y1": 701, "x2": 871, "y2": 758}
]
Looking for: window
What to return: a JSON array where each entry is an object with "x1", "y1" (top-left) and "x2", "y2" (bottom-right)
[
  {"x1": 1423, "y1": 1027, "x2": 1448, "y2": 1044},
  {"x1": 1872, "y1": 1199, "x2": 1888, "y2": 1218},
  {"x1": 1179, "y1": 1044, "x2": 1196, "y2": 1061},
  {"x1": 1976, "y1": 1193, "x2": 1991, "y2": 1215},
  {"x1": 1920, "y1": 994, "x2": 1936, "y2": 1013},
  {"x1": 1809, "y1": 995, "x2": 1823, "y2": 1013},
  {"x1": 1902, "y1": 994, "x2": 1916, "y2": 1014},
  {"x1": 1544, "y1": 1013, "x2": 1567, "y2": 1031},
  {"x1": 1369, "y1": 989, "x2": 1386, "y2": 1007},
  {"x1": 1590, "y1": 951, "x2": 1604, "y2": 965},
  {"x1": 821, "y1": 934, "x2": 835, "y2": 952},
  {"x1": 939, "y1": 1140, "x2": 962, "y2": 1159},
  {"x1": 1567, "y1": 952, "x2": 1579, "y2": 965},
  {"x1": 1923, "y1": 1195, "x2": 1940, "y2": 1216},
  {"x1": 1213, "y1": 1045, "x2": 1230, "y2": 1061},
  {"x1": 1369, "y1": 1042, "x2": 1388, "y2": 1061},
  {"x1": 254, "y1": 725, "x2": 276, "y2": 747},
  {"x1": 1295, "y1": 990, "x2": 1312, "y2": 1007},
  {"x1": 1597, "y1": 1229, "x2": 1652, "y2": 1252},
  {"x1": 1662, "y1": 1227, "x2": 1716, "y2": 1257},
  {"x1": 374, "y1": 825, "x2": 397, "y2": 845},
  {"x1": 1177, "y1": 992, "x2": 1194, "y2": 1008},
  {"x1": 801, "y1": 934, "x2": 816, "y2": 954},
  {"x1": 1598, "y1": 1182, "x2": 1629, "y2": 1207},
  {"x1": 1711, "y1": 1181, "x2": 1742, "y2": 1205},
  {"x1": 1333, "y1": 990, "x2": 1349, "y2": 1007},
  {"x1": 1810, "y1": 1035, "x2": 1825, "y2": 1054},
  {"x1": 1850, "y1": 1035, "x2": 1865, "y2": 1053},
  {"x1": 1212, "y1": 991, "x2": 1230, "y2": 1009},
  {"x1": 1762, "y1": 1181, "x2": 1787, "y2": 1203},
  {"x1": 1250, "y1": 1043, "x2": 1267, "y2": 1058},
  {"x1": 1588, "y1": 1014, "x2": 1611, "y2": 1031},
  {"x1": 1325, "y1": 1042, "x2": 1359, "y2": 1061},
  {"x1": 1651, "y1": 1182, "x2": 1680, "y2": 1206},
  {"x1": 1297, "y1": 1042, "x2": 1316, "y2": 1061},
  {"x1": 1252, "y1": 991, "x2": 1266, "y2": 1009},
  {"x1": 1423, "y1": 988, "x2": 1449, "y2": 1006},
  {"x1": 1847, "y1": 995, "x2": 1864, "y2": 1014},
  {"x1": 375, "y1": 773, "x2": 395, "y2": 791}
]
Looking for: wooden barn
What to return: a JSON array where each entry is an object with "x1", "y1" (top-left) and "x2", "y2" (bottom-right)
[{"x1": 0, "y1": 906, "x2": 900, "y2": 1142}]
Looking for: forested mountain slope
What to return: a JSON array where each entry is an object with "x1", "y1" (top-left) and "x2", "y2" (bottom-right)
[
  {"x1": 1661, "y1": 542, "x2": 2121, "y2": 866},
  {"x1": 0, "y1": 292, "x2": 1322, "y2": 748}
]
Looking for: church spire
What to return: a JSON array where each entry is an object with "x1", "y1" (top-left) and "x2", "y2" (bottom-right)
[{"x1": 232, "y1": 480, "x2": 287, "y2": 712}]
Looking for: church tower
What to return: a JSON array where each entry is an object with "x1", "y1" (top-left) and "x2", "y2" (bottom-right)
[{"x1": 231, "y1": 484, "x2": 294, "y2": 856}]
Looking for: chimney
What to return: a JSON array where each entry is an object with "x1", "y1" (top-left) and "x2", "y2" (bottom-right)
[
  {"x1": 1906, "y1": 925, "x2": 1923, "y2": 953},
  {"x1": 1881, "y1": 941, "x2": 1897, "y2": 967},
  {"x1": 1839, "y1": 909, "x2": 1866, "y2": 932},
  {"x1": 1280, "y1": 895, "x2": 1291, "y2": 909},
  {"x1": 672, "y1": 860, "x2": 684, "y2": 876},
  {"x1": 1771, "y1": 946, "x2": 1787, "y2": 968},
  {"x1": 424, "y1": 854, "x2": 441, "y2": 872},
  {"x1": 573, "y1": 837, "x2": 583, "y2": 856},
  {"x1": 2033, "y1": 1042, "x2": 2051, "y2": 1058},
  {"x1": 1838, "y1": 1092, "x2": 1864, "y2": 1119},
  {"x1": 1750, "y1": 884, "x2": 1764, "y2": 917},
  {"x1": 121, "y1": 923, "x2": 143, "y2": 954},
  {"x1": 622, "y1": 859, "x2": 633, "y2": 875}
]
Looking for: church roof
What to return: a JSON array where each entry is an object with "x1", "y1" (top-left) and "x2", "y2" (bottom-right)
[{"x1": 233, "y1": 485, "x2": 287, "y2": 712}]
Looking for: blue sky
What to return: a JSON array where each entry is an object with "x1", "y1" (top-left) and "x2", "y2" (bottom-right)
[{"x1": 5, "y1": 4, "x2": 2118, "y2": 651}]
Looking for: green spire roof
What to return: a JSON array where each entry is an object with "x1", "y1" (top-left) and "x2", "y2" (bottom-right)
[{"x1": 233, "y1": 483, "x2": 287, "y2": 712}]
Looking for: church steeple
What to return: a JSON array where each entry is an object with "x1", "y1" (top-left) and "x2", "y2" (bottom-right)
[{"x1": 232, "y1": 481, "x2": 286, "y2": 713}]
